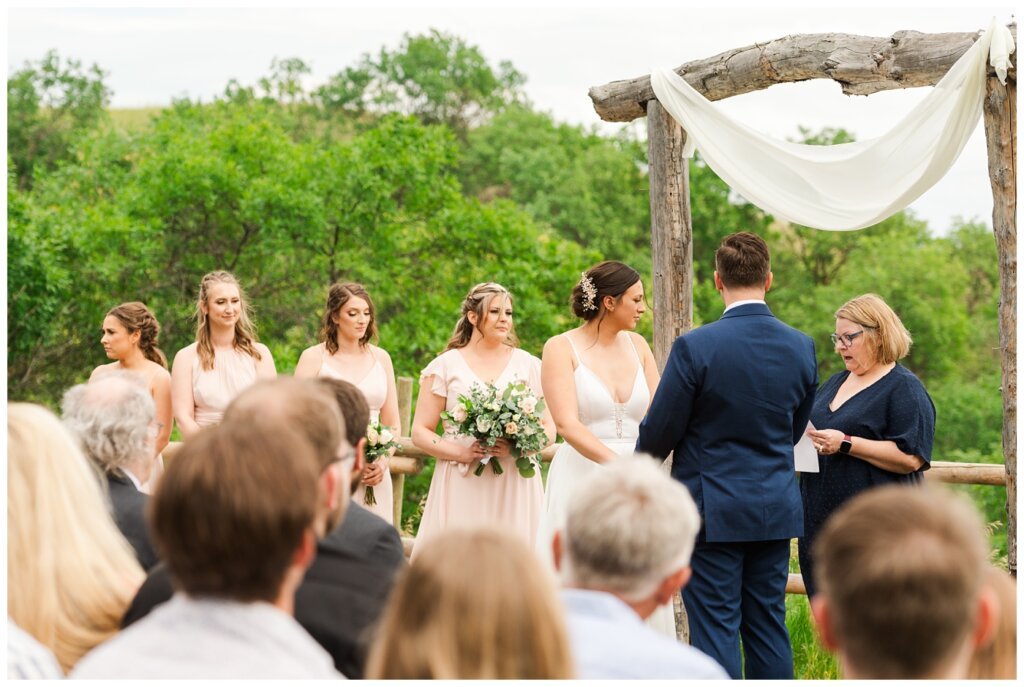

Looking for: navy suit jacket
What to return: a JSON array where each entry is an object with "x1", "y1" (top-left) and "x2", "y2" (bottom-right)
[{"x1": 637, "y1": 302, "x2": 817, "y2": 543}]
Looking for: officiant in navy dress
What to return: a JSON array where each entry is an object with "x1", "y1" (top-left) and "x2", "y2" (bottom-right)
[
  {"x1": 800, "y1": 293, "x2": 934, "y2": 599},
  {"x1": 637, "y1": 232, "x2": 818, "y2": 679}
]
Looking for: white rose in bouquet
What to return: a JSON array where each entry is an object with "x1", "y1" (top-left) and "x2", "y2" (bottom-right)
[
  {"x1": 380, "y1": 428, "x2": 394, "y2": 444},
  {"x1": 366, "y1": 425, "x2": 380, "y2": 445},
  {"x1": 521, "y1": 424, "x2": 536, "y2": 436},
  {"x1": 451, "y1": 405, "x2": 468, "y2": 423},
  {"x1": 518, "y1": 396, "x2": 537, "y2": 415},
  {"x1": 476, "y1": 416, "x2": 492, "y2": 433}
]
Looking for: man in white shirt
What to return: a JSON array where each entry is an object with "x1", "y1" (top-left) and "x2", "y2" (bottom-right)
[
  {"x1": 62, "y1": 372, "x2": 160, "y2": 570},
  {"x1": 72, "y1": 380, "x2": 344, "y2": 679},
  {"x1": 552, "y1": 455, "x2": 728, "y2": 680}
]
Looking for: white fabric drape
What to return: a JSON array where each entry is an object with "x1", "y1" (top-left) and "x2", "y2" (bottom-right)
[{"x1": 649, "y1": 19, "x2": 1015, "y2": 231}]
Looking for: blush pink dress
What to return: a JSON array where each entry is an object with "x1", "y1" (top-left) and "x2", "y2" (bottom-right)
[
  {"x1": 412, "y1": 347, "x2": 544, "y2": 560},
  {"x1": 318, "y1": 345, "x2": 394, "y2": 525},
  {"x1": 192, "y1": 346, "x2": 259, "y2": 428}
]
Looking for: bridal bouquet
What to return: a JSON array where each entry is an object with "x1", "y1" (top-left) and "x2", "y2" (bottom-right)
[
  {"x1": 441, "y1": 380, "x2": 547, "y2": 477},
  {"x1": 363, "y1": 420, "x2": 398, "y2": 506}
]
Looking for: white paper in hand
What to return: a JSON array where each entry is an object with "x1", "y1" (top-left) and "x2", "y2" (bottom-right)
[{"x1": 794, "y1": 422, "x2": 819, "y2": 473}]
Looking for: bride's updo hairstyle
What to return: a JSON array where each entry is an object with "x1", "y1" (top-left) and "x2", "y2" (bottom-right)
[
  {"x1": 571, "y1": 261, "x2": 641, "y2": 321},
  {"x1": 444, "y1": 282, "x2": 519, "y2": 351}
]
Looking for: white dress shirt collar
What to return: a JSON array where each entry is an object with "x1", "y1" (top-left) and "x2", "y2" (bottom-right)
[{"x1": 723, "y1": 298, "x2": 766, "y2": 313}]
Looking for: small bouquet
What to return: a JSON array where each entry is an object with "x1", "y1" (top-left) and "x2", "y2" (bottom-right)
[
  {"x1": 363, "y1": 420, "x2": 398, "y2": 506},
  {"x1": 441, "y1": 380, "x2": 547, "y2": 478}
]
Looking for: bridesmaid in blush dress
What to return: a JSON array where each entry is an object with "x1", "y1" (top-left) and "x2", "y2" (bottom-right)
[
  {"x1": 295, "y1": 282, "x2": 400, "y2": 524},
  {"x1": 90, "y1": 302, "x2": 172, "y2": 493},
  {"x1": 410, "y1": 282, "x2": 555, "y2": 559},
  {"x1": 170, "y1": 271, "x2": 276, "y2": 439}
]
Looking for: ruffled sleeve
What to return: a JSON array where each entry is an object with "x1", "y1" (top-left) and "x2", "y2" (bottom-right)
[
  {"x1": 885, "y1": 369, "x2": 936, "y2": 465},
  {"x1": 419, "y1": 353, "x2": 449, "y2": 398}
]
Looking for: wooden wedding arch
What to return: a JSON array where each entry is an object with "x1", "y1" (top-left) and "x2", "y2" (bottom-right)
[{"x1": 588, "y1": 25, "x2": 1018, "y2": 574}]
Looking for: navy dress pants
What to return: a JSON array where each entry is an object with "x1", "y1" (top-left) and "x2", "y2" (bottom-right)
[{"x1": 682, "y1": 538, "x2": 794, "y2": 679}]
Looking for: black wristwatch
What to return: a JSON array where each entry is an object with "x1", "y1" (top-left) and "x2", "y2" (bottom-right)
[{"x1": 839, "y1": 434, "x2": 853, "y2": 454}]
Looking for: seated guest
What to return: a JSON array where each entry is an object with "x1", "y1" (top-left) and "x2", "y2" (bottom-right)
[
  {"x1": 122, "y1": 378, "x2": 392, "y2": 677},
  {"x1": 307, "y1": 378, "x2": 405, "y2": 677},
  {"x1": 811, "y1": 484, "x2": 997, "y2": 679},
  {"x1": 552, "y1": 455, "x2": 728, "y2": 679},
  {"x1": 968, "y1": 565, "x2": 1016, "y2": 679},
  {"x1": 8, "y1": 403, "x2": 144, "y2": 674},
  {"x1": 72, "y1": 405, "x2": 339, "y2": 678},
  {"x1": 62, "y1": 372, "x2": 160, "y2": 570},
  {"x1": 366, "y1": 527, "x2": 573, "y2": 679}
]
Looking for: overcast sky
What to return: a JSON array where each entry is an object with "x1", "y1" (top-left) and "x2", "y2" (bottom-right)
[{"x1": 7, "y1": 3, "x2": 1015, "y2": 234}]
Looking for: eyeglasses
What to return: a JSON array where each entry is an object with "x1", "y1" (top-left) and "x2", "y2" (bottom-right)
[{"x1": 830, "y1": 330, "x2": 866, "y2": 349}]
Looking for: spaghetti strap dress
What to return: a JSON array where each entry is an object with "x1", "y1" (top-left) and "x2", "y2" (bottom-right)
[
  {"x1": 319, "y1": 345, "x2": 395, "y2": 524},
  {"x1": 537, "y1": 332, "x2": 678, "y2": 639}
]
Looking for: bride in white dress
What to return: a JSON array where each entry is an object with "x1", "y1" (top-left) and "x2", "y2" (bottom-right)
[{"x1": 537, "y1": 261, "x2": 677, "y2": 638}]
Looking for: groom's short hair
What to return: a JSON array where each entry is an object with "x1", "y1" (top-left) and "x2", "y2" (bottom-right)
[
  {"x1": 715, "y1": 231, "x2": 770, "y2": 287},
  {"x1": 561, "y1": 455, "x2": 700, "y2": 601}
]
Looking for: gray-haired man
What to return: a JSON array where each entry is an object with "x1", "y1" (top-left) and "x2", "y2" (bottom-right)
[
  {"x1": 553, "y1": 455, "x2": 728, "y2": 679},
  {"x1": 62, "y1": 371, "x2": 160, "y2": 570}
]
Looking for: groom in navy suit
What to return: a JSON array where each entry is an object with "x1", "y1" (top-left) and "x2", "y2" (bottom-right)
[{"x1": 637, "y1": 232, "x2": 817, "y2": 679}]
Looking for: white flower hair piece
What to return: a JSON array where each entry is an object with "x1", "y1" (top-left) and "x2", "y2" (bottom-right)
[{"x1": 579, "y1": 271, "x2": 598, "y2": 312}]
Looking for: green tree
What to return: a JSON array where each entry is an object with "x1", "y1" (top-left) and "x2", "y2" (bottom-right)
[
  {"x1": 461, "y1": 105, "x2": 650, "y2": 265},
  {"x1": 316, "y1": 29, "x2": 524, "y2": 137},
  {"x1": 7, "y1": 50, "x2": 111, "y2": 189}
]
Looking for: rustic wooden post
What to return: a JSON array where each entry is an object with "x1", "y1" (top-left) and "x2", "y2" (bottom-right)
[
  {"x1": 646, "y1": 99, "x2": 694, "y2": 371},
  {"x1": 393, "y1": 376, "x2": 414, "y2": 529},
  {"x1": 647, "y1": 98, "x2": 694, "y2": 642},
  {"x1": 983, "y1": 70, "x2": 1016, "y2": 575}
]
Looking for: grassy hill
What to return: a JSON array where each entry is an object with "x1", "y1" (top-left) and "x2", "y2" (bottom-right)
[{"x1": 108, "y1": 107, "x2": 164, "y2": 132}]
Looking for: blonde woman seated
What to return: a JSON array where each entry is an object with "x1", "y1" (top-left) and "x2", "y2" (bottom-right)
[
  {"x1": 8, "y1": 403, "x2": 144, "y2": 674},
  {"x1": 365, "y1": 528, "x2": 573, "y2": 679}
]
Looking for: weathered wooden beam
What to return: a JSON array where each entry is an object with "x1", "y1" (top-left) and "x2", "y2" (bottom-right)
[
  {"x1": 647, "y1": 99, "x2": 694, "y2": 371},
  {"x1": 590, "y1": 26, "x2": 1016, "y2": 123},
  {"x1": 983, "y1": 68, "x2": 1017, "y2": 575},
  {"x1": 926, "y1": 461, "x2": 1009, "y2": 487}
]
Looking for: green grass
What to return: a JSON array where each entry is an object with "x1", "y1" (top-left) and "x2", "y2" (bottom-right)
[{"x1": 787, "y1": 593, "x2": 841, "y2": 679}]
